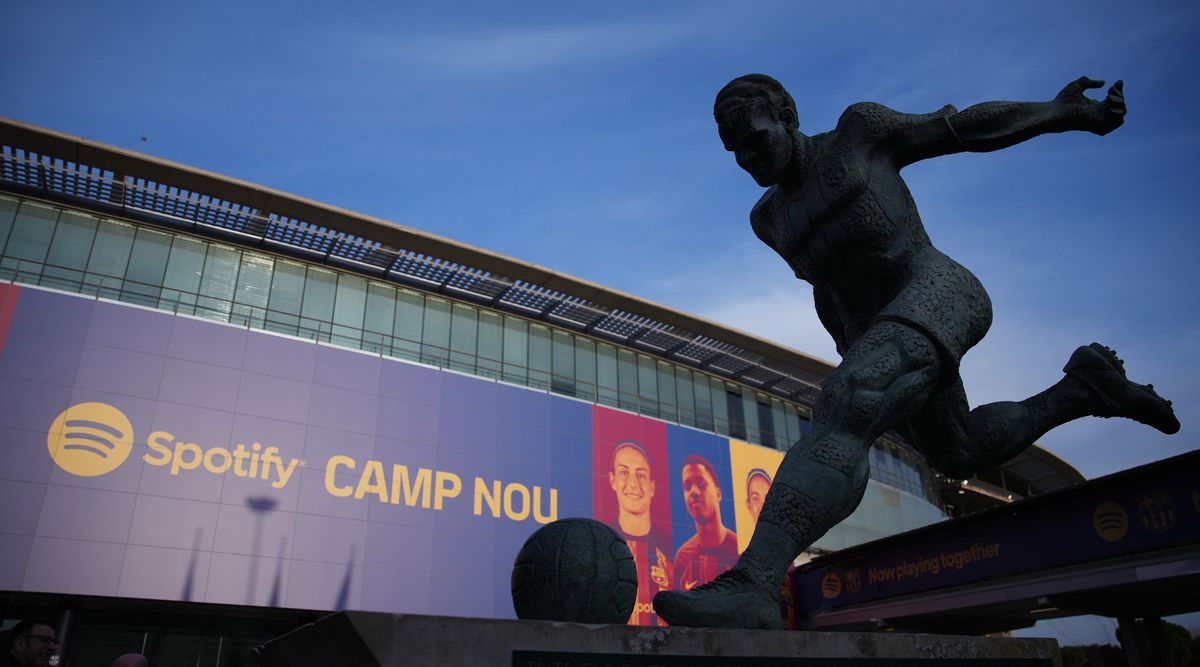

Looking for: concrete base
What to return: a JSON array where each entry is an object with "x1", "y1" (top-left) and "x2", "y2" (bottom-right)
[{"x1": 255, "y1": 612, "x2": 1061, "y2": 666}]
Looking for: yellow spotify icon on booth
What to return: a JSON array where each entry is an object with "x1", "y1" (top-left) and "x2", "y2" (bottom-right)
[{"x1": 47, "y1": 403, "x2": 135, "y2": 477}]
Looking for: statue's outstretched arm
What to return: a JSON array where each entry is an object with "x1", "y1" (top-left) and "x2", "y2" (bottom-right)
[{"x1": 891, "y1": 77, "x2": 1125, "y2": 166}]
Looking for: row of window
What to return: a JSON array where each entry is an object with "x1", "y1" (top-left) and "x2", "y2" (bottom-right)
[
  {"x1": 0, "y1": 193, "x2": 935, "y2": 501},
  {"x1": 0, "y1": 195, "x2": 809, "y2": 446},
  {"x1": 872, "y1": 440, "x2": 931, "y2": 499}
]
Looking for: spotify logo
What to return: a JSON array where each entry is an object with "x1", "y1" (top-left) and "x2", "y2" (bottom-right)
[
  {"x1": 47, "y1": 403, "x2": 135, "y2": 477},
  {"x1": 1092, "y1": 501, "x2": 1129, "y2": 543},
  {"x1": 821, "y1": 570, "x2": 842, "y2": 599}
]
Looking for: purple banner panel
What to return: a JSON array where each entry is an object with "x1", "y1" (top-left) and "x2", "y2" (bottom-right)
[
  {"x1": 795, "y1": 451, "x2": 1200, "y2": 611},
  {"x1": 0, "y1": 287, "x2": 597, "y2": 620}
]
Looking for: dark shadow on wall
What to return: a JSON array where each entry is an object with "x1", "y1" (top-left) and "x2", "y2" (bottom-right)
[
  {"x1": 335, "y1": 545, "x2": 356, "y2": 611},
  {"x1": 269, "y1": 536, "x2": 288, "y2": 608},
  {"x1": 181, "y1": 527, "x2": 203, "y2": 602},
  {"x1": 246, "y1": 496, "x2": 280, "y2": 605}
]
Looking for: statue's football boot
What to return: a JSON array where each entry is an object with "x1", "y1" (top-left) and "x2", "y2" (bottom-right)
[
  {"x1": 1064, "y1": 343, "x2": 1180, "y2": 434},
  {"x1": 653, "y1": 568, "x2": 783, "y2": 630}
]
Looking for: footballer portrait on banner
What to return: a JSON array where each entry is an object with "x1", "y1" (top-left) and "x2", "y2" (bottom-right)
[
  {"x1": 591, "y1": 406, "x2": 673, "y2": 626},
  {"x1": 666, "y1": 427, "x2": 738, "y2": 593},
  {"x1": 728, "y1": 438, "x2": 785, "y2": 554}
]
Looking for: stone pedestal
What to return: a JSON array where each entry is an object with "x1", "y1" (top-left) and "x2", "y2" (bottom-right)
[{"x1": 255, "y1": 612, "x2": 1061, "y2": 666}]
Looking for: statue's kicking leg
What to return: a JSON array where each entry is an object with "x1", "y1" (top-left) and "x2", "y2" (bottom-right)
[
  {"x1": 654, "y1": 321, "x2": 944, "y2": 629},
  {"x1": 654, "y1": 335, "x2": 1179, "y2": 629},
  {"x1": 909, "y1": 342, "x2": 1178, "y2": 479}
]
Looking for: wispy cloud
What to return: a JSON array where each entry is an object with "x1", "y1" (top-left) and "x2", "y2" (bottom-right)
[
  {"x1": 354, "y1": 18, "x2": 705, "y2": 77},
  {"x1": 643, "y1": 241, "x2": 840, "y2": 364},
  {"x1": 698, "y1": 282, "x2": 840, "y2": 365}
]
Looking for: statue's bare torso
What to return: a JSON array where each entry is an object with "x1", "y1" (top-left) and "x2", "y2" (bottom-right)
[{"x1": 749, "y1": 104, "x2": 989, "y2": 361}]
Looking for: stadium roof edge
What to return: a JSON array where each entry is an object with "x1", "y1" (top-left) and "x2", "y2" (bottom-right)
[{"x1": 0, "y1": 116, "x2": 837, "y2": 384}]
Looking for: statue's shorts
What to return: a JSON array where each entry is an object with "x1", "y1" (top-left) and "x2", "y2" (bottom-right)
[{"x1": 871, "y1": 246, "x2": 993, "y2": 384}]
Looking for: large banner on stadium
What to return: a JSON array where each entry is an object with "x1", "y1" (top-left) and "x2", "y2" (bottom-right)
[{"x1": 0, "y1": 284, "x2": 791, "y2": 624}]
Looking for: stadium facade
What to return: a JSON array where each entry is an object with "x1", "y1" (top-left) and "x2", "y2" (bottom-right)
[{"x1": 0, "y1": 118, "x2": 1082, "y2": 665}]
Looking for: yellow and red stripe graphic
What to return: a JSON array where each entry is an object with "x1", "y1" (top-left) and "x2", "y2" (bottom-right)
[{"x1": 0, "y1": 284, "x2": 20, "y2": 355}]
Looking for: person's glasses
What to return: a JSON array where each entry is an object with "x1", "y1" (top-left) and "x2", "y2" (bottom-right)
[{"x1": 20, "y1": 635, "x2": 59, "y2": 645}]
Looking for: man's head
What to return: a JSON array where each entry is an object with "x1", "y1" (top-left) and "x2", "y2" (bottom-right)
[
  {"x1": 681, "y1": 455, "x2": 722, "y2": 525},
  {"x1": 609, "y1": 441, "x2": 654, "y2": 518},
  {"x1": 8, "y1": 618, "x2": 57, "y2": 667},
  {"x1": 112, "y1": 653, "x2": 150, "y2": 667},
  {"x1": 746, "y1": 468, "x2": 773, "y2": 522},
  {"x1": 714, "y1": 74, "x2": 799, "y2": 187}
]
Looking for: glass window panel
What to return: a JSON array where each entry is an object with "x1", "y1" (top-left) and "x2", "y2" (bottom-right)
[
  {"x1": 476, "y1": 310, "x2": 503, "y2": 379},
  {"x1": 772, "y1": 398, "x2": 788, "y2": 449},
  {"x1": 161, "y1": 235, "x2": 207, "y2": 314},
  {"x1": 741, "y1": 391, "x2": 760, "y2": 444},
  {"x1": 712, "y1": 379, "x2": 732, "y2": 437},
  {"x1": 229, "y1": 251, "x2": 271, "y2": 329},
  {"x1": 502, "y1": 316, "x2": 528, "y2": 385},
  {"x1": 551, "y1": 330, "x2": 575, "y2": 396},
  {"x1": 636, "y1": 354, "x2": 659, "y2": 417},
  {"x1": 85, "y1": 218, "x2": 135, "y2": 276},
  {"x1": 0, "y1": 195, "x2": 20, "y2": 257},
  {"x1": 391, "y1": 288, "x2": 424, "y2": 361},
  {"x1": 196, "y1": 243, "x2": 239, "y2": 322},
  {"x1": 84, "y1": 218, "x2": 136, "y2": 299},
  {"x1": 126, "y1": 228, "x2": 173, "y2": 282},
  {"x1": 574, "y1": 337, "x2": 597, "y2": 402},
  {"x1": 42, "y1": 210, "x2": 97, "y2": 291},
  {"x1": 162, "y1": 236, "x2": 206, "y2": 287},
  {"x1": 727, "y1": 386, "x2": 747, "y2": 439},
  {"x1": 596, "y1": 343, "x2": 618, "y2": 408},
  {"x1": 449, "y1": 303, "x2": 479, "y2": 374},
  {"x1": 364, "y1": 282, "x2": 396, "y2": 334},
  {"x1": 694, "y1": 373, "x2": 714, "y2": 432},
  {"x1": 300, "y1": 266, "x2": 336, "y2": 320},
  {"x1": 904, "y1": 463, "x2": 919, "y2": 494},
  {"x1": 657, "y1": 361, "x2": 677, "y2": 422},
  {"x1": 528, "y1": 324, "x2": 552, "y2": 390},
  {"x1": 675, "y1": 367, "x2": 697, "y2": 429},
  {"x1": 617, "y1": 349, "x2": 639, "y2": 412},
  {"x1": 5, "y1": 201, "x2": 58, "y2": 263},
  {"x1": 234, "y1": 251, "x2": 273, "y2": 308},
  {"x1": 363, "y1": 281, "x2": 397, "y2": 354},
  {"x1": 332, "y1": 273, "x2": 368, "y2": 348},
  {"x1": 300, "y1": 266, "x2": 337, "y2": 341},
  {"x1": 46, "y1": 210, "x2": 97, "y2": 271},
  {"x1": 756, "y1": 397, "x2": 776, "y2": 449},
  {"x1": 122, "y1": 227, "x2": 173, "y2": 307},
  {"x1": 784, "y1": 404, "x2": 802, "y2": 447},
  {"x1": 265, "y1": 258, "x2": 306, "y2": 335},
  {"x1": 332, "y1": 274, "x2": 367, "y2": 326},
  {"x1": 420, "y1": 296, "x2": 451, "y2": 366}
]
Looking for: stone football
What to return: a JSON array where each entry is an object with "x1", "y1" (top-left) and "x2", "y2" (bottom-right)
[{"x1": 511, "y1": 518, "x2": 637, "y2": 623}]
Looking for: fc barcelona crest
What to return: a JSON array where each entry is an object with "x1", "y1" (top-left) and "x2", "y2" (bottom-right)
[{"x1": 1138, "y1": 490, "x2": 1176, "y2": 532}]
